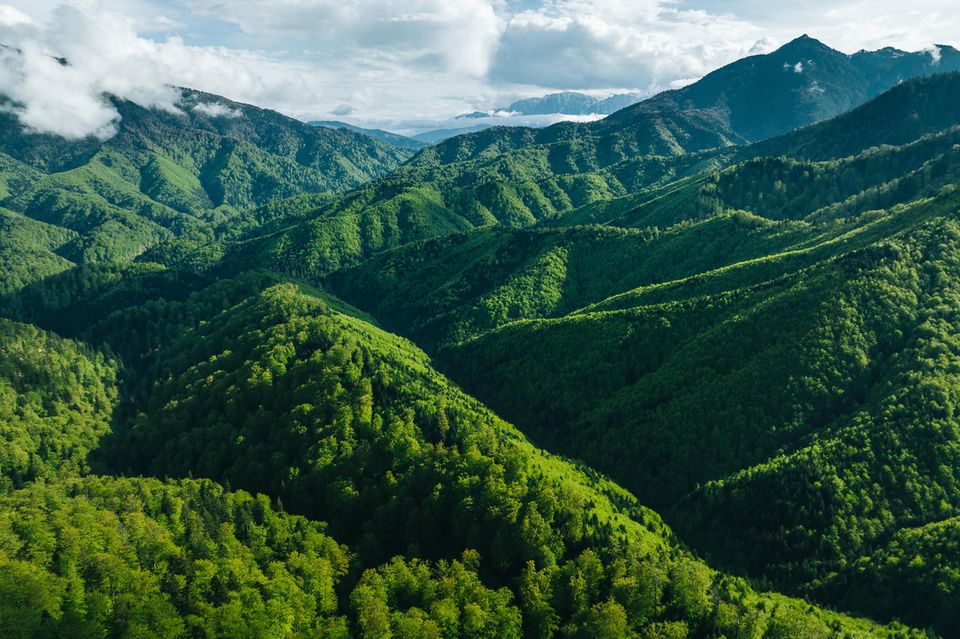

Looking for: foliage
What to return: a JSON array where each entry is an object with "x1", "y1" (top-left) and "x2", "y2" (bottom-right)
[{"x1": 0, "y1": 319, "x2": 116, "y2": 493}]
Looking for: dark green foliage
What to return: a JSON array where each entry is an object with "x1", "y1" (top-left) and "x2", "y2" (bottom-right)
[
  {"x1": 380, "y1": 192, "x2": 960, "y2": 639},
  {"x1": 816, "y1": 517, "x2": 960, "y2": 632},
  {"x1": 326, "y1": 215, "x2": 814, "y2": 348}
]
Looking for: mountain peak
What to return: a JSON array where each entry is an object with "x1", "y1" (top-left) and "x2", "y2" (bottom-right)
[{"x1": 776, "y1": 34, "x2": 833, "y2": 54}]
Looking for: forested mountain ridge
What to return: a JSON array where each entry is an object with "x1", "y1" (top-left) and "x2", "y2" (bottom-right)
[
  {"x1": 0, "y1": 87, "x2": 413, "y2": 269},
  {"x1": 305, "y1": 69, "x2": 960, "y2": 638},
  {"x1": 0, "y1": 268, "x2": 918, "y2": 638},
  {"x1": 309, "y1": 120, "x2": 429, "y2": 151},
  {"x1": 150, "y1": 72, "x2": 960, "y2": 290},
  {"x1": 5, "y1": 31, "x2": 960, "y2": 639},
  {"x1": 407, "y1": 37, "x2": 960, "y2": 177}
]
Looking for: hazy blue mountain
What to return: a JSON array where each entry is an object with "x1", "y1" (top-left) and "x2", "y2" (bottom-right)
[
  {"x1": 457, "y1": 91, "x2": 644, "y2": 120},
  {"x1": 412, "y1": 123, "x2": 493, "y2": 143},
  {"x1": 309, "y1": 119, "x2": 428, "y2": 150}
]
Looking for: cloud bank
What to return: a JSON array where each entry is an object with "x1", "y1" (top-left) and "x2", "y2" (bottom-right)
[{"x1": 0, "y1": 1, "x2": 339, "y2": 138}]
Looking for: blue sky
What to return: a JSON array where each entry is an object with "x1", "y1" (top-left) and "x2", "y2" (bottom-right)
[{"x1": 0, "y1": 0, "x2": 957, "y2": 136}]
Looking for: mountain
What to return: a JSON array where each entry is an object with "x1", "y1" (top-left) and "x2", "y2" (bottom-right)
[
  {"x1": 176, "y1": 71, "x2": 960, "y2": 289},
  {"x1": 309, "y1": 70, "x2": 960, "y2": 638},
  {"x1": 0, "y1": 88, "x2": 413, "y2": 270},
  {"x1": 308, "y1": 119, "x2": 428, "y2": 151},
  {"x1": 412, "y1": 123, "x2": 494, "y2": 143},
  {"x1": 607, "y1": 35, "x2": 960, "y2": 142},
  {"x1": 504, "y1": 92, "x2": 642, "y2": 116},
  {"x1": 6, "y1": 31, "x2": 960, "y2": 639},
  {"x1": 593, "y1": 92, "x2": 647, "y2": 113},
  {"x1": 426, "y1": 37, "x2": 960, "y2": 179},
  {"x1": 456, "y1": 92, "x2": 644, "y2": 120}
]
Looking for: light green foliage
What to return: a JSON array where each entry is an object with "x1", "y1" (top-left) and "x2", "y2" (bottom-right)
[
  {"x1": 0, "y1": 476, "x2": 350, "y2": 639},
  {"x1": 0, "y1": 270, "x2": 912, "y2": 638},
  {"x1": 0, "y1": 319, "x2": 116, "y2": 492}
]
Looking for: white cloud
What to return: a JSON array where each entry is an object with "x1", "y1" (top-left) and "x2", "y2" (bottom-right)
[
  {"x1": 0, "y1": 4, "x2": 30, "y2": 25},
  {"x1": 489, "y1": 0, "x2": 769, "y2": 89},
  {"x1": 0, "y1": 0, "x2": 510, "y2": 136},
  {"x1": 0, "y1": 2, "x2": 197, "y2": 137},
  {"x1": 192, "y1": 101, "x2": 242, "y2": 118},
  {"x1": 0, "y1": 1, "x2": 337, "y2": 138},
  {"x1": 178, "y1": 0, "x2": 503, "y2": 77}
]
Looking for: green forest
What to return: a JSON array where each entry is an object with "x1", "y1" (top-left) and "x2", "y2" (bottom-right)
[{"x1": 5, "y1": 33, "x2": 960, "y2": 639}]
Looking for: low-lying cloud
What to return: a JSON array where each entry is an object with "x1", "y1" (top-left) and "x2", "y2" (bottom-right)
[
  {"x1": 0, "y1": 1, "x2": 333, "y2": 139},
  {"x1": 0, "y1": 3, "x2": 183, "y2": 138},
  {"x1": 192, "y1": 101, "x2": 242, "y2": 118}
]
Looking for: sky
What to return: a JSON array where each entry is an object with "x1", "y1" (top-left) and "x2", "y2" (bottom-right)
[{"x1": 0, "y1": 0, "x2": 958, "y2": 138}]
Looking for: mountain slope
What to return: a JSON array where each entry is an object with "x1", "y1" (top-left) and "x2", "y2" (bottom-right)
[
  {"x1": 199, "y1": 46, "x2": 960, "y2": 288},
  {"x1": 0, "y1": 89, "x2": 414, "y2": 272},
  {"x1": 609, "y1": 36, "x2": 960, "y2": 142},
  {"x1": 294, "y1": 70, "x2": 960, "y2": 637},
  {"x1": 411, "y1": 37, "x2": 960, "y2": 183},
  {"x1": 0, "y1": 266, "x2": 925, "y2": 639}
]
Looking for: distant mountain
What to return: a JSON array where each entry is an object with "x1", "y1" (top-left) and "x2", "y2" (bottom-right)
[
  {"x1": 593, "y1": 92, "x2": 647, "y2": 113},
  {"x1": 440, "y1": 33, "x2": 949, "y2": 147},
  {"x1": 457, "y1": 91, "x2": 644, "y2": 120},
  {"x1": 608, "y1": 35, "x2": 960, "y2": 141},
  {"x1": 309, "y1": 119, "x2": 427, "y2": 150},
  {"x1": 504, "y1": 91, "x2": 603, "y2": 115},
  {"x1": 412, "y1": 124, "x2": 493, "y2": 143},
  {"x1": 415, "y1": 37, "x2": 960, "y2": 185}
]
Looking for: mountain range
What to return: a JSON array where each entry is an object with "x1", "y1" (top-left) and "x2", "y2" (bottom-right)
[
  {"x1": 377, "y1": 37, "x2": 960, "y2": 148},
  {"x1": 456, "y1": 91, "x2": 645, "y2": 119},
  {"x1": 5, "y1": 33, "x2": 960, "y2": 639},
  {"x1": 309, "y1": 119, "x2": 428, "y2": 151}
]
